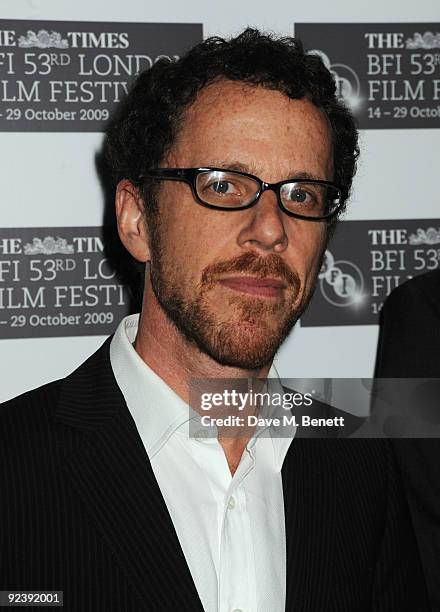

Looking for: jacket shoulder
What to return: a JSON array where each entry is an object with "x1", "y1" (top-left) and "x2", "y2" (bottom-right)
[
  {"x1": 0, "y1": 379, "x2": 64, "y2": 434},
  {"x1": 0, "y1": 337, "x2": 113, "y2": 433}
]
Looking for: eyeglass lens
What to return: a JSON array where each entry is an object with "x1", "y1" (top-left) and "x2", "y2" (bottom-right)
[{"x1": 195, "y1": 170, "x2": 341, "y2": 217}]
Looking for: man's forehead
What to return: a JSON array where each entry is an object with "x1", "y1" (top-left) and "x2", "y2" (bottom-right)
[
  {"x1": 172, "y1": 80, "x2": 332, "y2": 145},
  {"x1": 183, "y1": 79, "x2": 320, "y2": 122},
  {"x1": 168, "y1": 80, "x2": 334, "y2": 180}
]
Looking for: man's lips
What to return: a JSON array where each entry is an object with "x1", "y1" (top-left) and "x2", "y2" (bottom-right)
[{"x1": 218, "y1": 276, "x2": 286, "y2": 297}]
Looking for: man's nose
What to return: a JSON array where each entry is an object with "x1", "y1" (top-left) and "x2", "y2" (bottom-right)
[{"x1": 237, "y1": 189, "x2": 288, "y2": 253}]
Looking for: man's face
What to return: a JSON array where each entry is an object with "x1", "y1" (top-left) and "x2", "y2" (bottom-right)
[{"x1": 147, "y1": 81, "x2": 333, "y2": 369}]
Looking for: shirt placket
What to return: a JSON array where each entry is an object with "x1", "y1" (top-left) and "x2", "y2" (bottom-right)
[{"x1": 218, "y1": 448, "x2": 256, "y2": 612}]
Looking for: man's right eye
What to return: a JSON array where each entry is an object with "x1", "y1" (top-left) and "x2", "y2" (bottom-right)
[{"x1": 209, "y1": 180, "x2": 234, "y2": 195}]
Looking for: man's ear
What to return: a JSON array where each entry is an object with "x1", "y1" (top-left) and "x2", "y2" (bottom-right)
[{"x1": 115, "y1": 179, "x2": 150, "y2": 262}]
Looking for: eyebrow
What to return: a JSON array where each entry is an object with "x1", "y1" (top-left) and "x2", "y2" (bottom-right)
[{"x1": 211, "y1": 161, "x2": 324, "y2": 182}]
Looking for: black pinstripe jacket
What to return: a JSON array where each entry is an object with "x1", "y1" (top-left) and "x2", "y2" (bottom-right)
[{"x1": 0, "y1": 338, "x2": 429, "y2": 611}]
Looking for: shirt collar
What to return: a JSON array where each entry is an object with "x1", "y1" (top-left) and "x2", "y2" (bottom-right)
[
  {"x1": 110, "y1": 314, "x2": 194, "y2": 457},
  {"x1": 110, "y1": 313, "x2": 293, "y2": 467}
]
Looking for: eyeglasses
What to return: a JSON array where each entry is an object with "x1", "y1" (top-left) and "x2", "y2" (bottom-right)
[{"x1": 143, "y1": 167, "x2": 347, "y2": 221}]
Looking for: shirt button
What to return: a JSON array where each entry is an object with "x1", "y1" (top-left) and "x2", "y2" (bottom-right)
[
  {"x1": 228, "y1": 496, "x2": 236, "y2": 509},
  {"x1": 194, "y1": 429, "x2": 209, "y2": 442}
]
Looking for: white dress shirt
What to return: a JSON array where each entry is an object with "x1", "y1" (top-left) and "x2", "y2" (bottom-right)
[{"x1": 110, "y1": 314, "x2": 295, "y2": 612}]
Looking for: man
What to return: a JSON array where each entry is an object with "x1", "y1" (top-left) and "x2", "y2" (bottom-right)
[
  {"x1": 0, "y1": 29, "x2": 428, "y2": 611},
  {"x1": 375, "y1": 269, "x2": 440, "y2": 610}
]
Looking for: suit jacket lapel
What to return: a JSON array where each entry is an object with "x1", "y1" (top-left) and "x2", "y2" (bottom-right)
[{"x1": 56, "y1": 338, "x2": 204, "y2": 611}]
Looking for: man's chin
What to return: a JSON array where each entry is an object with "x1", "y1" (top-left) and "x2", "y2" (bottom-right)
[
  {"x1": 193, "y1": 320, "x2": 296, "y2": 370},
  {"x1": 151, "y1": 277, "x2": 300, "y2": 369},
  {"x1": 201, "y1": 343, "x2": 275, "y2": 370}
]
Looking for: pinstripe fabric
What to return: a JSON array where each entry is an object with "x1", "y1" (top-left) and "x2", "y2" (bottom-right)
[
  {"x1": 1, "y1": 339, "x2": 203, "y2": 612},
  {"x1": 1, "y1": 338, "x2": 429, "y2": 611},
  {"x1": 282, "y1": 438, "x2": 429, "y2": 611}
]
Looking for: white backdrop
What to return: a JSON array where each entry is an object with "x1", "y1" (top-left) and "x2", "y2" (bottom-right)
[{"x1": 1, "y1": 0, "x2": 439, "y2": 402}]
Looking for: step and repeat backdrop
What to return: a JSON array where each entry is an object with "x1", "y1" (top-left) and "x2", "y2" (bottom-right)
[{"x1": 0, "y1": 1, "x2": 439, "y2": 401}]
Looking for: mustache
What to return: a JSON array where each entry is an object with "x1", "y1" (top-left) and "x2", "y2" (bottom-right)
[{"x1": 200, "y1": 251, "x2": 300, "y2": 289}]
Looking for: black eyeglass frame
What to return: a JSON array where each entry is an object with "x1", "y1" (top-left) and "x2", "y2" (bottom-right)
[{"x1": 142, "y1": 167, "x2": 348, "y2": 221}]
